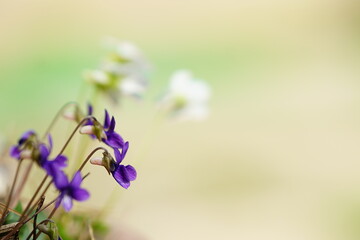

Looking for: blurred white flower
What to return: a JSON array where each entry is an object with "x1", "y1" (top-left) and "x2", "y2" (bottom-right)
[
  {"x1": 161, "y1": 70, "x2": 211, "y2": 121},
  {"x1": 114, "y1": 41, "x2": 145, "y2": 62},
  {"x1": 85, "y1": 39, "x2": 150, "y2": 103},
  {"x1": 85, "y1": 69, "x2": 110, "y2": 86}
]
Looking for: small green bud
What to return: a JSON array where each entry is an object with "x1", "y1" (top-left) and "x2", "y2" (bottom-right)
[
  {"x1": 38, "y1": 221, "x2": 59, "y2": 240},
  {"x1": 102, "y1": 151, "x2": 116, "y2": 174},
  {"x1": 93, "y1": 120, "x2": 106, "y2": 141}
]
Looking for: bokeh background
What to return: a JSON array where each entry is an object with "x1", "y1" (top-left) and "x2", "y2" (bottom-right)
[{"x1": 1, "y1": 0, "x2": 360, "y2": 239}]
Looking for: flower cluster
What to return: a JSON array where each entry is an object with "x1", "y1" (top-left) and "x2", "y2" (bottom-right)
[
  {"x1": 1, "y1": 38, "x2": 211, "y2": 240},
  {"x1": 78, "y1": 105, "x2": 137, "y2": 189},
  {"x1": 10, "y1": 131, "x2": 67, "y2": 183},
  {"x1": 8, "y1": 104, "x2": 136, "y2": 213},
  {"x1": 84, "y1": 40, "x2": 150, "y2": 103}
]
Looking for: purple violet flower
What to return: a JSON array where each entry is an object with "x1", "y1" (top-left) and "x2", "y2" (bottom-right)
[
  {"x1": 111, "y1": 142, "x2": 137, "y2": 189},
  {"x1": 54, "y1": 171, "x2": 90, "y2": 212},
  {"x1": 80, "y1": 109, "x2": 125, "y2": 149},
  {"x1": 102, "y1": 110, "x2": 125, "y2": 149},
  {"x1": 90, "y1": 141, "x2": 136, "y2": 189},
  {"x1": 38, "y1": 135, "x2": 67, "y2": 181},
  {"x1": 10, "y1": 132, "x2": 67, "y2": 183},
  {"x1": 84, "y1": 103, "x2": 94, "y2": 126},
  {"x1": 10, "y1": 130, "x2": 36, "y2": 160}
]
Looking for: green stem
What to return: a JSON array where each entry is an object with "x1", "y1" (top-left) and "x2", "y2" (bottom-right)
[
  {"x1": 33, "y1": 205, "x2": 59, "y2": 240},
  {"x1": 25, "y1": 219, "x2": 54, "y2": 240},
  {"x1": 32, "y1": 196, "x2": 45, "y2": 240}
]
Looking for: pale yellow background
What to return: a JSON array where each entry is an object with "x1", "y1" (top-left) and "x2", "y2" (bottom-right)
[{"x1": 0, "y1": 0, "x2": 360, "y2": 239}]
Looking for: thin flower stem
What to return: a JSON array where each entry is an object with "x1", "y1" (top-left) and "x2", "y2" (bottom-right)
[
  {"x1": 4, "y1": 179, "x2": 51, "y2": 240},
  {"x1": 99, "y1": 111, "x2": 165, "y2": 220},
  {"x1": 4, "y1": 144, "x2": 101, "y2": 238},
  {"x1": 2, "y1": 197, "x2": 57, "y2": 240},
  {"x1": 82, "y1": 172, "x2": 91, "y2": 180},
  {"x1": 78, "y1": 147, "x2": 108, "y2": 172},
  {"x1": 6, "y1": 103, "x2": 79, "y2": 212},
  {"x1": 21, "y1": 180, "x2": 53, "y2": 225},
  {"x1": 32, "y1": 196, "x2": 45, "y2": 240},
  {"x1": 10, "y1": 161, "x2": 34, "y2": 208},
  {"x1": 33, "y1": 205, "x2": 59, "y2": 240},
  {"x1": 0, "y1": 202, "x2": 21, "y2": 216},
  {"x1": 58, "y1": 116, "x2": 97, "y2": 156},
  {"x1": 20, "y1": 175, "x2": 49, "y2": 221},
  {"x1": 0, "y1": 159, "x2": 23, "y2": 226},
  {"x1": 25, "y1": 219, "x2": 54, "y2": 240},
  {"x1": 42, "y1": 101, "x2": 80, "y2": 140},
  {"x1": 23, "y1": 198, "x2": 57, "y2": 226}
]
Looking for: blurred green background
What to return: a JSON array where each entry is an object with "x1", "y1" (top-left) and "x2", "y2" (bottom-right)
[{"x1": 1, "y1": 0, "x2": 360, "y2": 239}]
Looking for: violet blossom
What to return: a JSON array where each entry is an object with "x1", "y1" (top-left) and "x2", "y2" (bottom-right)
[
  {"x1": 10, "y1": 130, "x2": 37, "y2": 160},
  {"x1": 54, "y1": 171, "x2": 90, "y2": 212},
  {"x1": 80, "y1": 109, "x2": 125, "y2": 150},
  {"x1": 38, "y1": 135, "x2": 67, "y2": 182},
  {"x1": 90, "y1": 142, "x2": 136, "y2": 189},
  {"x1": 10, "y1": 131, "x2": 67, "y2": 182}
]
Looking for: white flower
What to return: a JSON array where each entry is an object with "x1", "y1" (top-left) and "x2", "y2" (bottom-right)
[
  {"x1": 161, "y1": 70, "x2": 211, "y2": 121},
  {"x1": 114, "y1": 41, "x2": 144, "y2": 62},
  {"x1": 85, "y1": 69, "x2": 110, "y2": 86},
  {"x1": 119, "y1": 76, "x2": 147, "y2": 98},
  {"x1": 85, "y1": 39, "x2": 150, "y2": 103}
]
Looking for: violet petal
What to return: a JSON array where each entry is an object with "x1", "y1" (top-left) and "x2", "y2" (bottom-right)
[
  {"x1": 125, "y1": 165, "x2": 137, "y2": 181},
  {"x1": 70, "y1": 171, "x2": 82, "y2": 188},
  {"x1": 71, "y1": 188, "x2": 90, "y2": 201}
]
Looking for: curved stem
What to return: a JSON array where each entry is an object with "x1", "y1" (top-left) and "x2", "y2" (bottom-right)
[
  {"x1": 22, "y1": 198, "x2": 57, "y2": 226},
  {"x1": 58, "y1": 116, "x2": 97, "y2": 156},
  {"x1": 33, "y1": 205, "x2": 59, "y2": 240},
  {"x1": 78, "y1": 147, "x2": 108, "y2": 172},
  {"x1": 25, "y1": 219, "x2": 54, "y2": 240},
  {"x1": 21, "y1": 179, "x2": 52, "y2": 226},
  {"x1": 4, "y1": 178, "x2": 52, "y2": 240},
  {"x1": 9, "y1": 102, "x2": 80, "y2": 212},
  {"x1": 20, "y1": 175, "x2": 49, "y2": 221},
  {"x1": 2, "y1": 197, "x2": 57, "y2": 240},
  {"x1": 0, "y1": 159, "x2": 23, "y2": 226},
  {"x1": 32, "y1": 196, "x2": 45, "y2": 240},
  {"x1": 10, "y1": 161, "x2": 34, "y2": 208},
  {"x1": 42, "y1": 101, "x2": 80, "y2": 140}
]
